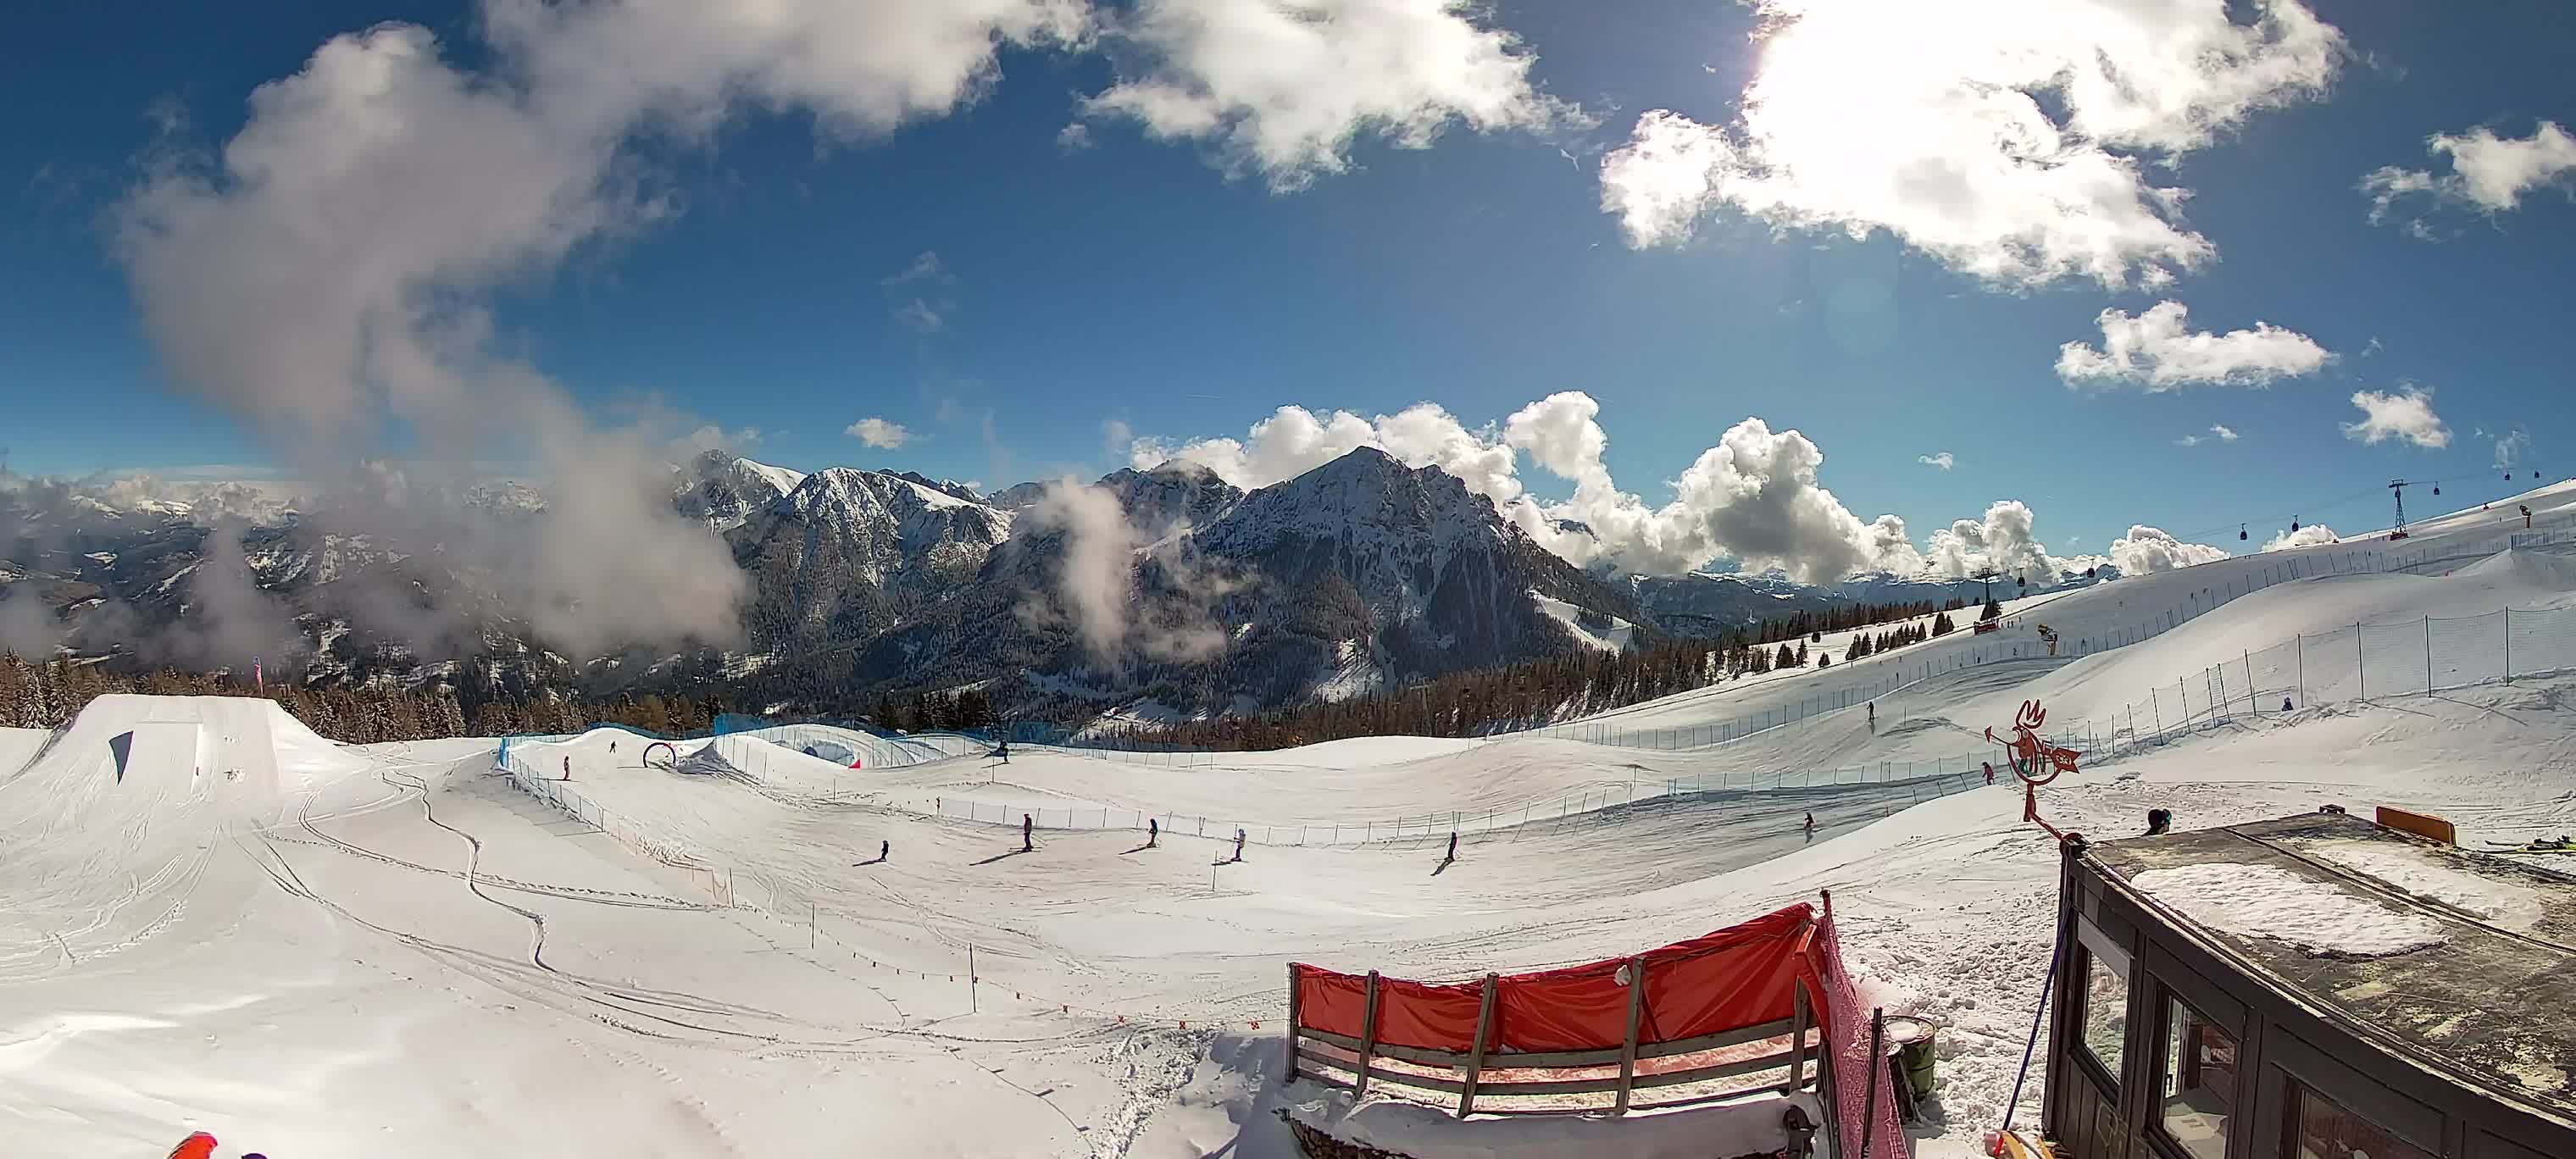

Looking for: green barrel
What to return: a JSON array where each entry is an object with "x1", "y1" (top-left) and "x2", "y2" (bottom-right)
[{"x1": 1884, "y1": 1016, "x2": 1937, "y2": 1099}]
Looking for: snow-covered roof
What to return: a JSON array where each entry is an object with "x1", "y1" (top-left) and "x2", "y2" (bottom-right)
[{"x1": 2089, "y1": 810, "x2": 2576, "y2": 1115}]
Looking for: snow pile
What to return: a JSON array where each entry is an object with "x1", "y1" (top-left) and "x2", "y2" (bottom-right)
[
  {"x1": 2129, "y1": 862, "x2": 2447, "y2": 958},
  {"x1": 2295, "y1": 840, "x2": 2547, "y2": 932}
]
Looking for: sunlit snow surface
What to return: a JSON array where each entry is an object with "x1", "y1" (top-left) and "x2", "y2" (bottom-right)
[{"x1": 7, "y1": 480, "x2": 2576, "y2": 1156}]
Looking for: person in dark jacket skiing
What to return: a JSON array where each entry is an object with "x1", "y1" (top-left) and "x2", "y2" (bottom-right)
[
  {"x1": 1233, "y1": 828, "x2": 1246, "y2": 862},
  {"x1": 1022, "y1": 813, "x2": 1034, "y2": 852},
  {"x1": 1445, "y1": 830, "x2": 1458, "y2": 862},
  {"x1": 1802, "y1": 812, "x2": 1817, "y2": 838},
  {"x1": 563, "y1": 755, "x2": 572, "y2": 781},
  {"x1": 1147, "y1": 818, "x2": 1158, "y2": 847},
  {"x1": 880, "y1": 839, "x2": 890, "y2": 862}
]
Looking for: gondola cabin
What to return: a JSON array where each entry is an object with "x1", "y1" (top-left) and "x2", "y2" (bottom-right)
[{"x1": 2040, "y1": 809, "x2": 2576, "y2": 1159}]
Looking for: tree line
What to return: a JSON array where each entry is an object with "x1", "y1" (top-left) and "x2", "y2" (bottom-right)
[
  {"x1": 0, "y1": 652, "x2": 730, "y2": 745},
  {"x1": 1123, "y1": 598, "x2": 2001, "y2": 751}
]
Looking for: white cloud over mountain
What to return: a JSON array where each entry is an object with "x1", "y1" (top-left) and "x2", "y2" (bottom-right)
[{"x1": 1129, "y1": 393, "x2": 2185, "y2": 585}]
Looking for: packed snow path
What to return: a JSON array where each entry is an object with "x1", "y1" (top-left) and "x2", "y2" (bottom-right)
[{"x1": 7, "y1": 485, "x2": 2576, "y2": 1156}]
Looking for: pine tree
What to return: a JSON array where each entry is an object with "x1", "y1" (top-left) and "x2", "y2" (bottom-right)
[{"x1": 1982, "y1": 596, "x2": 2003, "y2": 622}]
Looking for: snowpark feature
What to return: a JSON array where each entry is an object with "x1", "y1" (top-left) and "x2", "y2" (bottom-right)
[{"x1": 9, "y1": 480, "x2": 2576, "y2": 1156}]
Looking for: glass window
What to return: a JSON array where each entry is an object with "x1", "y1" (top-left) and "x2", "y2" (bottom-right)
[
  {"x1": 2288, "y1": 1080, "x2": 2434, "y2": 1159},
  {"x1": 2079, "y1": 948, "x2": 2129, "y2": 1078},
  {"x1": 2157, "y1": 998, "x2": 2236, "y2": 1159}
]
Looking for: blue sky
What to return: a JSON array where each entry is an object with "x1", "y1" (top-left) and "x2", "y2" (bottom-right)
[{"x1": 3, "y1": 0, "x2": 2571, "y2": 578}]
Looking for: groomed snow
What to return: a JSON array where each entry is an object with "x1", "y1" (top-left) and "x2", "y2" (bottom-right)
[{"x1": 2128, "y1": 862, "x2": 2447, "y2": 958}]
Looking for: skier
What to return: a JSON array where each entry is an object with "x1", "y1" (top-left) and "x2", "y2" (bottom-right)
[
  {"x1": 563, "y1": 755, "x2": 572, "y2": 781},
  {"x1": 1146, "y1": 818, "x2": 1159, "y2": 848},
  {"x1": 2282, "y1": 697, "x2": 2293, "y2": 713},
  {"x1": 1802, "y1": 812, "x2": 1817, "y2": 836},
  {"x1": 168, "y1": 1134, "x2": 218, "y2": 1159},
  {"x1": 2145, "y1": 808, "x2": 2174, "y2": 836},
  {"x1": 993, "y1": 740, "x2": 1012, "y2": 765},
  {"x1": 1234, "y1": 827, "x2": 1246, "y2": 862},
  {"x1": 1446, "y1": 830, "x2": 1458, "y2": 862},
  {"x1": 880, "y1": 839, "x2": 890, "y2": 862},
  {"x1": 1022, "y1": 813, "x2": 1034, "y2": 853},
  {"x1": 1867, "y1": 702, "x2": 1874, "y2": 732},
  {"x1": 1984, "y1": 762, "x2": 1996, "y2": 786},
  {"x1": 609, "y1": 740, "x2": 617, "y2": 755}
]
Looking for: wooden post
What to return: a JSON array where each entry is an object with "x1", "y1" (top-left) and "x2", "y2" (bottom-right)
[
  {"x1": 1613, "y1": 955, "x2": 1647, "y2": 1115},
  {"x1": 1785, "y1": 979, "x2": 1809, "y2": 1093},
  {"x1": 1860, "y1": 1007, "x2": 1886, "y2": 1158},
  {"x1": 1456, "y1": 973, "x2": 1498, "y2": 1117},
  {"x1": 1283, "y1": 962, "x2": 1303, "y2": 1084},
  {"x1": 1354, "y1": 971, "x2": 1383, "y2": 1099}
]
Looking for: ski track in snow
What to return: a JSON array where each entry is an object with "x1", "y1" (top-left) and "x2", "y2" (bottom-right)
[{"x1": 8, "y1": 483, "x2": 2576, "y2": 1156}]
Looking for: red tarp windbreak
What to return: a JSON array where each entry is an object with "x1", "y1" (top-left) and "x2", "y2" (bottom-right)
[
  {"x1": 1291, "y1": 902, "x2": 1907, "y2": 1156},
  {"x1": 1293, "y1": 903, "x2": 1827, "y2": 1054}
]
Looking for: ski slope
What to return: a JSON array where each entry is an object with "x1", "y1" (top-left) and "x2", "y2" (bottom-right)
[{"x1": 6, "y1": 482, "x2": 2576, "y2": 1157}]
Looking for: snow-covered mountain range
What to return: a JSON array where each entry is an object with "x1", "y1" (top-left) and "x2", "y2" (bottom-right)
[{"x1": 0, "y1": 449, "x2": 2099, "y2": 717}]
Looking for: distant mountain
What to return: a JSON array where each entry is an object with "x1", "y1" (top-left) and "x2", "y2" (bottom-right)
[
  {"x1": 730, "y1": 467, "x2": 1012, "y2": 646},
  {"x1": 0, "y1": 446, "x2": 2107, "y2": 726},
  {"x1": 673, "y1": 451, "x2": 806, "y2": 533}
]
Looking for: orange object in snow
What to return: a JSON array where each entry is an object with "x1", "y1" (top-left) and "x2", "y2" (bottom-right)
[{"x1": 168, "y1": 1133, "x2": 219, "y2": 1159}]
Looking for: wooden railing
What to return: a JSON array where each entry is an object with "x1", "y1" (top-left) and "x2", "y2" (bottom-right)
[{"x1": 1285, "y1": 964, "x2": 1821, "y2": 1117}]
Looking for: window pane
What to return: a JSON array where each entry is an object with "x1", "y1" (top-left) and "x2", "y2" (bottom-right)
[
  {"x1": 2080, "y1": 950, "x2": 2128, "y2": 1078},
  {"x1": 2158, "y1": 998, "x2": 2236, "y2": 1159},
  {"x1": 2290, "y1": 1081, "x2": 2434, "y2": 1159}
]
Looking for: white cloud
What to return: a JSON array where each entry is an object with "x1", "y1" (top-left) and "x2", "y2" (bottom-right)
[
  {"x1": 2364, "y1": 121, "x2": 2576, "y2": 231},
  {"x1": 1081, "y1": 0, "x2": 1570, "y2": 191},
  {"x1": 2341, "y1": 385, "x2": 2451, "y2": 449},
  {"x1": 2211, "y1": 424, "x2": 2239, "y2": 442},
  {"x1": 1923, "y1": 500, "x2": 2094, "y2": 581},
  {"x1": 1918, "y1": 452, "x2": 1954, "y2": 470},
  {"x1": 2107, "y1": 524, "x2": 2229, "y2": 574},
  {"x1": 2262, "y1": 524, "x2": 2339, "y2": 552},
  {"x1": 1600, "y1": 0, "x2": 2343, "y2": 287},
  {"x1": 847, "y1": 417, "x2": 913, "y2": 449},
  {"x1": 1131, "y1": 392, "x2": 2077, "y2": 585},
  {"x1": 2057, "y1": 302, "x2": 2330, "y2": 389},
  {"x1": 2492, "y1": 425, "x2": 2533, "y2": 470},
  {"x1": 2174, "y1": 433, "x2": 2202, "y2": 447},
  {"x1": 882, "y1": 251, "x2": 957, "y2": 332}
]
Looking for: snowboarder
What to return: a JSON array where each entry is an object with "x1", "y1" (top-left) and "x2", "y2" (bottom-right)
[
  {"x1": 1234, "y1": 828, "x2": 1246, "y2": 862},
  {"x1": 880, "y1": 839, "x2": 890, "y2": 862},
  {"x1": 993, "y1": 741, "x2": 1011, "y2": 764},
  {"x1": 2145, "y1": 808, "x2": 2174, "y2": 836},
  {"x1": 2281, "y1": 697, "x2": 2293, "y2": 713},
  {"x1": 1022, "y1": 813, "x2": 1034, "y2": 853},
  {"x1": 1445, "y1": 830, "x2": 1458, "y2": 862},
  {"x1": 1146, "y1": 818, "x2": 1159, "y2": 847}
]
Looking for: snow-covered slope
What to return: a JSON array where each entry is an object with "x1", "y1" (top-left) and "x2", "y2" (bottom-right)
[{"x1": 11, "y1": 478, "x2": 2576, "y2": 1158}]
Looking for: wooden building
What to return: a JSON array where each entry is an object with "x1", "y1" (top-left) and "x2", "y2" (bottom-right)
[{"x1": 2041, "y1": 808, "x2": 2576, "y2": 1158}]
